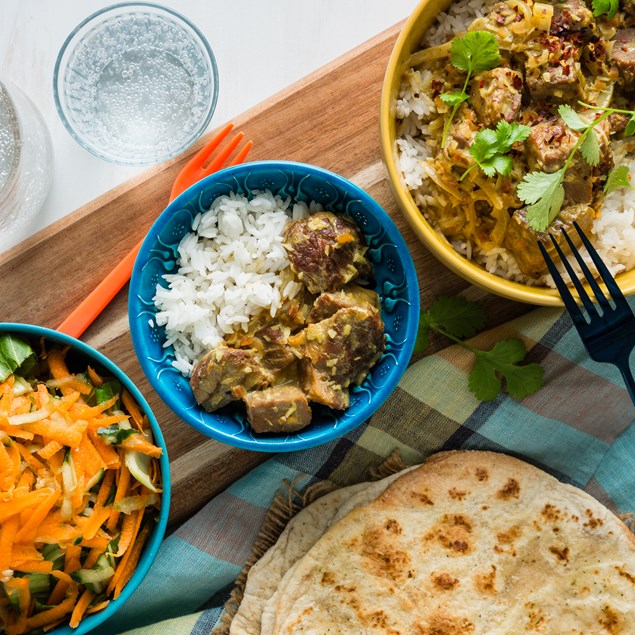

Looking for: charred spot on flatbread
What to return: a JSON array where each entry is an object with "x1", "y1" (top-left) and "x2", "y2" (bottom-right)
[
  {"x1": 425, "y1": 514, "x2": 474, "y2": 555},
  {"x1": 361, "y1": 525, "x2": 413, "y2": 582},
  {"x1": 432, "y1": 572, "x2": 460, "y2": 591},
  {"x1": 497, "y1": 477, "x2": 520, "y2": 500}
]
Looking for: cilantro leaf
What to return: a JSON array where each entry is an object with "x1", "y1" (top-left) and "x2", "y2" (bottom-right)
[
  {"x1": 470, "y1": 128, "x2": 499, "y2": 163},
  {"x1": 495, "y1": 120, "x2": 531, "y2": 149},
  {"x1": 427, "y1": 296, "x2": 486, "y2": 339},
  {"x1": 558, "y1": 105, "x2": 589, "y2": 132},
  {"x1": 481, "y1": 154, "x2": 513, "y2": 177},
  {"x1": 517, "y1": 169, "x2": 565, "y2": 231},
  {"x1": 414, "y1": 297, "x2": 545, "y2": 401},
  {"x1": 439, "y1": 92, "x2": 469, "y2": 107},
  {"x1": 580, "y1": 129, "x2": 601, "y2": 166},
  {"x1": 414, "y1": 323, "x2": 430, "y2": 355},
  {"x1": 469, "y1": 340, "x2": 544, "y2": 401},
  {"x1": 592, "y1": 0, "x2": 619, "y2": 19},
  {"x1": 465, "y1": 122, "x2": 529, "y2": 180},
  {"x1": 604, "y1": 164, "x2": 633, "y2": 194},
  {"x1": 451, "y1": 31, "x2": 502, "y2": 74},
  {"x1": 625, "y1": 115, "x2": 635, "y2": 137}
]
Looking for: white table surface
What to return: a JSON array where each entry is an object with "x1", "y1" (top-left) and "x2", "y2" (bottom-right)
[{"x1": 0, "y1": 0, "x2": 415, "y2": 253}]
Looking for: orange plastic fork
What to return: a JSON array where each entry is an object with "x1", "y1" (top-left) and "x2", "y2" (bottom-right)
[{"x1": 57, "y1": 123, "x2": 253, "y2": 339}]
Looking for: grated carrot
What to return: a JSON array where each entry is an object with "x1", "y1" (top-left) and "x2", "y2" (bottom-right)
[
  {"x1": 0, "y1": 514, "x2": 20, "y2": 572},
  {"x1": 113, "y1": 523, "x2": 151, "y2": 599},
  {"x1": 26, "y1": 585, "x2": 78, "y2": 630},
  {"x1": 69, "y1": 589, "x2": 95, "y2": 628},
  {"x1": 0, "y1": 343, "x2": 161, "y2": 633}
]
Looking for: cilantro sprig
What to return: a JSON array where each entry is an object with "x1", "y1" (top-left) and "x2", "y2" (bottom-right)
[
  {"x1": 415, "y1": 296, "x2": 544, "y2": 401},
  {"x1": 440, "y1": 31, "x2": 502, "y2": 149},
  {"x1": 517, "y1": 102, "x2": 635, "y2": 231},
  {"x1": 460, "y1": 121, "x2": 531, "y2": 181},
  {"x1": 591, "y1": 0, "x2": 620, "y2": 19}
]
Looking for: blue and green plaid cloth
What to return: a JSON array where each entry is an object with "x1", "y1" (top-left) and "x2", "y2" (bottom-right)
[{"x1": 95, "y1": 299, "x2": 635, "y2": 635}]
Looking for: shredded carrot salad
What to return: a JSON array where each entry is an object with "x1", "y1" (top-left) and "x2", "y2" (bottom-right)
[{"x1": 0, "y1": 335, "x2": 162, "y2": 634}]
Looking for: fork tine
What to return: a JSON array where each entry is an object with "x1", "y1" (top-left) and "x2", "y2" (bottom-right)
[
  {"x1": 548, "y1": 232, "x2": 599, "y2": 319},
  {"x1": 572, "y1": 221, "x2": 629, "y2": 310},
  {"x1": 559, "y1": 226, "x2": 611, "y2": 312},
  {"x1": 204, "y1": 132, "x2": 245, "y2": 173},
  {"x1": 187, "y1": 122, "x2": 234, "y2": 170},
  {"x1": 229, "y1": 140, "x2": 253, "y2": 166},
  {"x1": 538, "y1": 240, "x2": 585, "y2": 323}
]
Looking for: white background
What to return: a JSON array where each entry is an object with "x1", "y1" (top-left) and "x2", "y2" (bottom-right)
[{"x1": 0, "y1": 0, "x2": 416, "y2": 252}]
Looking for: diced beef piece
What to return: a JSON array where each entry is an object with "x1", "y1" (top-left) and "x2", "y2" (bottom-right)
[
  {"x1": 307, "y1": 284, "x2": 380, "y2": 324},
  {"x1": 624, "y1": 0, "x2": 635, "y2": 16},
  {"x1": 609, "y1": 112, "x2": 630, "y2": 135},
  {"x1": 526, "y1": 117, "x2": 612, "y2": 206},
  {"x1": 239, "y1": 385, "x2": 312, "y2": 434},
  {"x1": 525, "y1": 36, "x2": 583, "y2": 104},
  {"x1": 504, "y1": 204, "x2": 595, "y2": 277},
  {"x1": 470, "y1": 68, "x2": 523, "y2": 126},
  {"x1": 549, "y1": 0, "x2": 595, "y2": 38},
  {"x1": 610, "y1": 29, "x2": 635, "y2": 90},
  {"x1": 444, "y1": 106, "x2": 479, "y2": 169},
  {"x1": 251, "y1": 324, "x2": 297, "y2": 375},
  {"x1": 288, "y1": 306, "x2": 385, "y2": 410},
  {"x1": 190, "y1": 345, "x2": 273, "y2": 412},
  {"x1": 282, "y1": 212, "x2": 372, "y2": 294},
  {"x1": 484, "y1": 2, "x2": 522, "y2": 28},
  {"x1": 526, "y1": 118, "x2": 577, "y2": 172}
]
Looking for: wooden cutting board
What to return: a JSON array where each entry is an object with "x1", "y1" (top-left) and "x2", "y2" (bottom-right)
[{"x1": 0, "y1": 21, "x2": 530, "y2": 526}]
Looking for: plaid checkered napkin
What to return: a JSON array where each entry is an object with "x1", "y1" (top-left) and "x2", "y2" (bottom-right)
[{"x1": 94, "y1": 299, "x2": 635, "y2": 635}]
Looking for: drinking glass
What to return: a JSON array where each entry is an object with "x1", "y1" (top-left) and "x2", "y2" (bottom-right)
[
  {"x1": 0, "y1": 80, "x2": 53, "y2": 241},
  {"x1": 53, "y1": 2, "x2": 219, "y2": 166}
]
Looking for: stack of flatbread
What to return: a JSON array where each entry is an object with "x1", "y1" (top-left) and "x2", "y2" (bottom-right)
[{"x1": 228, "y1": 450, "x2": 635, "y2": 634}]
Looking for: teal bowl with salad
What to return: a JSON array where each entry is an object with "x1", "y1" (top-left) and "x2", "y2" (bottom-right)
[{"x1": 0, "y1": 323, "x2": 169, "y2": 635}]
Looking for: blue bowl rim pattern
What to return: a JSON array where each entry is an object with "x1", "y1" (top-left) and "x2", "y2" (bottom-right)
[
  {"x1": 52, "y1": 1, "x2": 219, "y2": 167},
  {"x1": 0, "y1": 322, "x2": 171, "y2": 635},
  {"x1": 129, "y1": 160, "x2": 421, "y2": 452}
]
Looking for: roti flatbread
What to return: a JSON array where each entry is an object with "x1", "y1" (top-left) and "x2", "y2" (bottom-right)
[
  {"x1": 231, "y1": 468, "x2": 418, "y2": 634},
  {"x1": 256, "y1": 451, "x2": 635, "y2": 634}
]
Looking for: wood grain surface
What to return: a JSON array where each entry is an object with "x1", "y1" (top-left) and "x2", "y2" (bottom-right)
[{"x1": 0, "y1": 21, "x2": 531, "y2": 527}]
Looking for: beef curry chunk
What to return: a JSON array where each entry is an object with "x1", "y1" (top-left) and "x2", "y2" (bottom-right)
[
  {"x1": 610, "y1": 29, "x2": 635, "y2": 91},
  {"x1": 470, "y1": 68, "x2": 523, "y2": 126},
  {"x1": 444, "y1": 106, "x2": 479, "y2": 169},
  {"x1": 250, "y1": 324, "x2": 297, "y2": 375},
  {"x1": 526, "y1": 117, "x2": 612, "y2": 205},
  {"x1": 504, "y1": 204, "x2": 595, "y2": 277},
  {"x1": 307, "y1": 284, "x2": 380, "y2": 324},
  {"x1": 288, "y1": 306, "x2": 385, "y2": 410},
  {"x1": 190, "y1": 345, "x2": 273, "y2": 412},
  {"x1": 549, "y1": 0, "x2": 594, "y2": 38},
  {"x1": 525, "y1": 36, "x2": 583, "y2": 105},
  {"x1": 282, "y1": 211, "x2": 372, "y2": 294},
  {"x1": 239, "y1": 385, "x2": 312, "y2": 434}
]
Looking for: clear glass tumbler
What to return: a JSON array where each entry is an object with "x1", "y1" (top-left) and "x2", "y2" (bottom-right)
[
  {"x1": 53, "y1": 2, "x2": 219, "y2": 166},
  {"x1": 0, "y1": 80, "x2": 53, "y2": 241}
]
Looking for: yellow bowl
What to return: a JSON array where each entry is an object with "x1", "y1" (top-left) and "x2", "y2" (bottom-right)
[{"x1": 380, "y1": 0, "x2": 635, "y2": 306}]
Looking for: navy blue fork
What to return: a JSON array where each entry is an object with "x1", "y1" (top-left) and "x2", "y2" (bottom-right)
[{"x1": 538, "y1": 221, "x2": 635, "y2": 407}]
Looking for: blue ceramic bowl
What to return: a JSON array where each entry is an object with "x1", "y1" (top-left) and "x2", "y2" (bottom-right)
[
  {"x1": 129, "y1": 161, "x2": 420, "y2": 452},
  {"x1": 0, "y1": 323, "x2": 170, "y2": 635}
]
